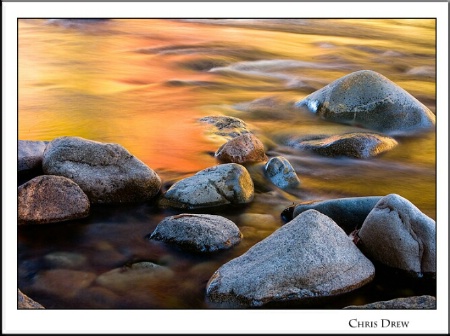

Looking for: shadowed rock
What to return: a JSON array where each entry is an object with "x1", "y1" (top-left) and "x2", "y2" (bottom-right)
[
  {"x1": 18, "y1": 289, "x2": 44, "y2": 309},
  {"x1": 206, "y1": 209, "x2": 375, "y2": 307},
  {"x1": 356, "y1": 194, "x2": 436, "y2": 276},
  {"x1": 42, "y1": 136, "x2": 161, "y2": 204},
  {"x1": 149, "y1": 214, "x2": 242, "y2": 253},
  {"x1": 344, "y1": 295, "x2": 436, "y2": 309},
  {"x1": 162, "y1": 163, "x2": 254, "y2": 209},
  {"x1": 215, "y1": 133, "x2": 268, "y2": 164},
  {"x1": 295, "y1": 70, "x2": 435, "y2": 135},
  {"x1": 287, "y1": 132, "x2": 398, "y2": 158},
  {"x1": 18, "y1": 175, "x2": 90, "y2": 225},
  {"x1": 264, "y1": 156, "x2": 300, "y2": 190},
  {"x1": 18, "y1": 140, "x2": 48, "y2": 172}
]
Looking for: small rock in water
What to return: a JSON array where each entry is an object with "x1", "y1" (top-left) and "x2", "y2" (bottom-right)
[
  {"x1": 264, "y1": 156, "x2": 300, "y2": 190},
  {"x1": 162, "y1": 163, "x2": 254, "y2": 209},
  {"x1": 215, "y1": 133, "x2": 268, "y2": 164},
  {"x1": 42, "y1": 136, "x2": 161, "y2": 204},
  {"x1": 198, "y1": 115, "x2": 251, "y2": 141},
  {"x1": 287, "y1": 132, "x2": 398, "y2": 158},
  {"x1": 356, "y1": 194, "x2": 436, "y2": 276},
  {"x1": 295, "y1": 70, "x2": 435, "y2": 135},
  {"x1": 344, "y1": 295, "x2": 436, "y2": 309},
  {"x1": 18, "y1": 175, "x2": 90, "y2": 225},
  {"x1": 43, "y1": 251, "x2": 88, "y2": 269},
  {"x1": 149, "y1": 214, "x2": 242, "y2": 253},
  {"x1": 206, "y1": 209, "x2": 375, "y2": 307},
  {"x1": 18, "y1": 140, "x2": 48, "y2": 172}
]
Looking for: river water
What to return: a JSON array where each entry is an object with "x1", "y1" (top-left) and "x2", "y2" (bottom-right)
[{"x1": 18, "y1": 18, "x2": 436, "y2": 309}]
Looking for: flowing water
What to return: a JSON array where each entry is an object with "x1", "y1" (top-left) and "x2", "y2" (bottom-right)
[{"x1": 18, "y1": 18, "x2": 436, "y2": 309}]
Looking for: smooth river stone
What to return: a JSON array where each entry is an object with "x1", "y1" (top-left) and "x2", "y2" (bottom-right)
[
  {"x1": 215, "y1": 133, "x2": 268, "y2": 164},
  {"x1": 344, "y1": 295, "x2": 436, "y2": 309}
]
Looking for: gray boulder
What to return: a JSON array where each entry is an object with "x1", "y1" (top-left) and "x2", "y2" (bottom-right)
[
  {"x1": 18, "y1": 140, "x2": 48, "y2": 172},
  {"x1": 295, "y1": 70, "x2": 435, "y2": 135},
  {"x1": 287, "y1": 132, "x2": 398, "y2": 158},
  {"x1": 291, "y1": 196, "x2": 383, "y2": 233},
  {"x1": 42, "y1": 136, "x2": 161, "y2": 203},
  {"x1": 215, "y1": 133, "x2": 268, "y2": 164},
  {"x1": 206, "y1": 209, "x2": 375, "y2": 307},
  {"x1": 264, "y1": 156, "x2": 300, "y2": 190},
  {"x1": 18, "y1": 289, "x2": 44, "y2": 309},
  {"x1": 149, "y1": 214, "x2": 242, "y2": 253},
  {"x1": 162, "y1": 163, "x2": 254, "y2": 209},
  {"x1": 18, "y1": 175, "x2": 90, "y2": 225},
  {"x1": 344, "y1": 295, "x2": 436, "y2": 309},
  {"x1": 356, "y1": 194, "x2": 436, "y2": 276}
]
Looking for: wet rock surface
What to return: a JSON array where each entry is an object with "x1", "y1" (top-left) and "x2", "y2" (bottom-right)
[
  {"x1": 215, "y1": 133, "x2": 268, "y2": 164},
  {"x1": 206, "y1": 209, "x2": 375, "y2": 307},
  {"x1": 295, "y1": 70, "x2": 436, "y2": 135},
  {"x1": 162, "y1": 163, "x2": 254, "y2": 209},
  {"x1": 18, "y1": 175, "x2": 90, "y2": 225},
  {"x1": 264, "y1": 156, "x2": 300, "y2": 190},
  {"x1": 42, "y1": 136, "x2": 161, "y2": 204},
  {"x1": 344, "y1": 295, "x2": 436, "y2": 309},
  {"x1": 356, "y1": 194, "x2": 436, "y2": 276},
  {"x1": 287, "y1": 132, "x2": 398, "y2": 158},
  {"x1": 149, "y1": 214, "x2": 242, "y2": 253},
  {"x1": 198, "y1": 115, "x2": 251, "y2": 140}
]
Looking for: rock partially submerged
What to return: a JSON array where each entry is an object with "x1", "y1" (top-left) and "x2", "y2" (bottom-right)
[
  {"x1": 289, "y1": 196, "x2": 383, "y2": 233},
  {"x1": 356, "y1": 194, "x2": 436, "y2": 276},
  {"x1": 206, "y1": 209, "x2": 375, "y2": 307},
  {"x1": 162, "y1": 163, "x2": 254, "y2": 209},
  {"x1": 42, "y1": 136, "x2": 161, "y2": 204},
  {"x1": 18, "y1": 140, "x2": 48, "y2": 172},
  {"x1": 295, "y1": 70, "x2": 435, "y2": 135},
  {"x1": 287, "y1": 132, "x2": 398, "y2": 159},
  {"x1": 18, "y1": 175, "x2": 90, "y2": 225},
  {"x1": 264, "y1": 156, "x2": 300, "y2": 190},
  {"x1": 198, "y1": 115, "x2": 251, "y2": 141},
  {"x1": 149, "y1": 214, "x2": 242, "y2": 253},
  {"x1": 215, "y1": 133, "x2": 268, "y2": 164},
  {"x1": 344, "y1": 295, "x2": 436, "y2": 309}
]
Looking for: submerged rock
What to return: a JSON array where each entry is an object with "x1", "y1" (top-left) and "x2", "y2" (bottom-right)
[
  {"x1": 356, "y1": 194, "x2": 436, "y2": 276},
  {"x1": 162, "y1": 163, "x2": 254, "y2": 209},
  {"x1": 264, "y1": 156, "x2": 300, "y2": 190},
  {"x1": 18, "y1": 175, "x2": 90, "y2": 225},
  {"x1": 290, "y1": 196, "x2": 383, "y2": 233},
  {"x1": 18, "y1": 289, "x2": 44, "y2": 309},
  {"x1": 198, "y1": 115, "x2": 251, "y2": 141},
  {"x1": 149, "y1": 214, "x2": 242, "y2": 253},
  {"x1": 42, "y1": 136, "x2": 161, "y2": 204},
  {"x1": 295, "y1": 70, "x2": 435, "y2": 135},
  {"x1": 206, "y1": 209, "x2": 375, "y2": 307},
  {"x1": 287, "y1": 132, "x2": 398, "y2": 158},
  {"x1": 18, "y1": 140, "x2": 48, "y2": 172},
  {"x1": 215, "y1": 133, "x2": 268, "y2": 164},
  {"x1": 344, "y1": 295, "x2": 436, "y2": 309}
]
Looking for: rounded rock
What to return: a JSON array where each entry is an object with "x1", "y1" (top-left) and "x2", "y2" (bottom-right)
[
  {"x1": 264, "y1": 156, "x2": 300, "y2": 189},
  {"x1": 215, "y1": 133, "x2": 268, "y2": 164}
]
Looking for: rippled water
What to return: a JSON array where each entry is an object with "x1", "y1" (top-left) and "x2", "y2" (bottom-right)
[{"x1": 18, "y1": 18, "x2": 436, "y2": 309}]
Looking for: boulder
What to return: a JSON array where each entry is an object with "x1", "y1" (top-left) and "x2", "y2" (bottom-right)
[
  {"x1": 18, "y1": 140, "x2": 48, "y2": 172},
  {"x1": 18, "y1": 175, "x2": 90, "y2": 225},
  {"x1": 344, "y1": 295, "x2": 436, "y2": 309},
  {"x1": 162, "y1": 163, "x2": 254, "y2": 209},
  {"x1": 264, "y1": 156, "x2": 300, "y2": 189},
  {"x1": 42, "y1": 136, "x2": 161, "y2": 203},
  {"x1": 18, "y1": 289, "x2": 44, "y2": 309},
  {"x1": 290, "y1": 196, "x2": 383, "y2": 233},
  {"x1": 287, "y1": 132, "x2": 398, "y2": 159},
  {"x1": 356, "y1": 194, "x2": 436, "y2": 276},
  {"x1": 295, "y1": 70, "x2": 435, "y2": 135},
  {"x1": 148, "y1": 214, "x2": 242, "y2": 253},
  {"x1": 206, "y1": 209, "x2": 375, "y2": 307},
  {"x1": 215, "y1": 133, "x2": 268, "y2": 164}
]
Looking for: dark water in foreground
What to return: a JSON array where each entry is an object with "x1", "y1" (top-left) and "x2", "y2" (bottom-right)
[{"x1": 18, "y1": 19, "x2": 436, "y2": 309}]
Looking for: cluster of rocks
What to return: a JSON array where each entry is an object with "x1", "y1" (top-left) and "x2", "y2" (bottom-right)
[{"x1": 18, "y1": 70, "x2": 436, "y2": 309}]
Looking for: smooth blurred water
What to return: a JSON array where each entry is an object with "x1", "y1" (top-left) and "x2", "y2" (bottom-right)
[{"x1": 18, "y1": 19, "x2": 436, "y2": 309}]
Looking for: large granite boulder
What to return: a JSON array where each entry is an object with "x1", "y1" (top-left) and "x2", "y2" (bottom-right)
[
  {"x1": 18, "y1": 140, "x2": 48, "y2": 172},
  {"x1": 42, "y1": 136, "x2": 161, "y2": 204},
  {"x1": 206, "y1": 209, "x2": 375, "y2": 307},
  {"x1": 162, "y1": 163, "x2": 254, "y2": 209},
  {"x1": 264, "y1": 156, "x2": 300, "y2": 190},
  {"x1": 344, "y1": 295, "x2": 436, "y2": 309},
  {"x1": 148, "y1": 214, "x2": 242, "y2": 253},
  {"x1": 356, "y1": 194, "x2": 436, "y2": 276},
  {"x1": 287, "y1": 132, "x2": 398, "y2": 158},
  {"x1": 18, "y1": 289, "x2": 44, "y2": 309},
  {"x1": 289, "y1": 196, "x2": 383, "y2": 233},
  {"x1": 215, "y1": 133, "x2": 268, "y2": 164},
  {"x1": 295, "y1": 70, "x2": 435, "y2": 135},
  {"x1": 18, "y1": 175, "x2": 90, "y2": 225}
]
